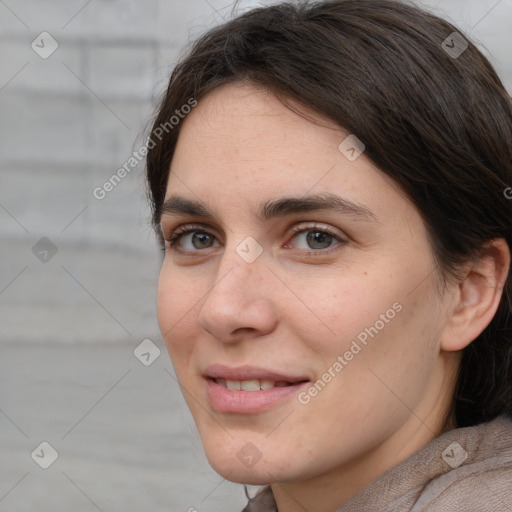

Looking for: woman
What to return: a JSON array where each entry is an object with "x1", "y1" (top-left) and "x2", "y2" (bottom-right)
[{"x1": 146, "y1": 1, "x2": 512, "y2": 510}]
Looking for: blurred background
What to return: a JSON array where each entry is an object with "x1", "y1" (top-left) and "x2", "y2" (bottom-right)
[{"x1": 1, "y1": 0, "x2": 511, "y2": 510}]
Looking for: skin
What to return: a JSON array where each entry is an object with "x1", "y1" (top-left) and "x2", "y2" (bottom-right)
[{"x1": 157, "y1": 83, "x2": 510, "y2": 512}]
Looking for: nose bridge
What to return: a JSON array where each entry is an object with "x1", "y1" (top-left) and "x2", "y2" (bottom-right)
[
  {"x1": 209, "y1": 238, "x2": 262, "y2": 300},
  {"x1": 197, "y1": 237, "x2": 274, "y2": 339}
]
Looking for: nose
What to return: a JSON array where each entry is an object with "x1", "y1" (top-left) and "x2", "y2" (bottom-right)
[{"x1": 197, "y1": 245, "x2": 278, "y2": 343}]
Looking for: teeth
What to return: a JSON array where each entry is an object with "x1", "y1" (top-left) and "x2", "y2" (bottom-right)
[
  {"x1": 226, "y1": 380, "x2": 241, "y2": 390},
  {"x1": 215, "y1": 378, "x2": 292, "y2": 391},
  {"x1": 241, "y1": 380, "x2": 260, "y2": 391}
]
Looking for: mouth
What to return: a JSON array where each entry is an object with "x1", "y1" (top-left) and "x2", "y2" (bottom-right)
[
  {"x1": 203, "y1": 365, "x2": 311, "y2": 414},
  {"x1": 210, "y1": 377, "x2": 307, "y2": 391}
]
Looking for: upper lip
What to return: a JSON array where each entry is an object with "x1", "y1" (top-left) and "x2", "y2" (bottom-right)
[{"x1": 204, "y1": 364, "x2": 310, "y2": 383}]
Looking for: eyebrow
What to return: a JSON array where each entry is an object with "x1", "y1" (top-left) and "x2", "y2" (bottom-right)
[{"x1": 159, "y1": 193, "x2": 377, "y2": 224}]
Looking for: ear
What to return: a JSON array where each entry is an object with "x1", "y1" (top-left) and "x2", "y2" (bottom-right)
[{"x1": 441, "y1": 238, "x2": 510, "y2": 352}]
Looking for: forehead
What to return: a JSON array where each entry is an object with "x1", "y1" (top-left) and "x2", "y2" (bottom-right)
[
  {"x1": 173, "y1": 83, "x2": 343, "y2": 167},
  {"x1": 165, "y1": 83, "x2": 413, "y2": 224}
]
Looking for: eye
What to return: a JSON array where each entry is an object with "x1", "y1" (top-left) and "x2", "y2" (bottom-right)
[
  {"x1": 166, "y1": 225, "x2": 219, "y2": 252},
  {"x1": 286, "y1": 224, "x2": 347, "y2": 253},
  {"x1": 163, "y1": 222, "x2": 347, "y2": 256}
]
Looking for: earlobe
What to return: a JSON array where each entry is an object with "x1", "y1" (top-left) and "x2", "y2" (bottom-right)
[{"x1": 441, "y1": 238, "x2": 510, "y2": 353}]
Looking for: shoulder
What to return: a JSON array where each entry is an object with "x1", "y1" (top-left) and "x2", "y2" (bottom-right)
[
  {"x1": 410, "y1": 415, "x2": 512, "y2": 512},
  {"x1": 338, "y1": 415, "x2": 512, "y2": 512}
]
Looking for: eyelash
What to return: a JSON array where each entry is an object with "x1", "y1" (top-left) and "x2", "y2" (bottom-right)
[{"x1": 165, "y1": 223, "x2": 347, "y2": 255}]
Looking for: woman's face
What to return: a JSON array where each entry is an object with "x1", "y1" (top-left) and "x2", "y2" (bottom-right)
[{"x1": 157, "y1": 83, "x2": 457, "y2": 486}]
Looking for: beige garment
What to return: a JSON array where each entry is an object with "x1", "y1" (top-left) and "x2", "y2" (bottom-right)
[{"x1": 242, "y1": 415, "x2": 512, "y2": 512}]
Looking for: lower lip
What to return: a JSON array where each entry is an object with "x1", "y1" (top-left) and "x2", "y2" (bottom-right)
[{"x1": 205, "y1": 378, "x2": 309, "y2": 414}]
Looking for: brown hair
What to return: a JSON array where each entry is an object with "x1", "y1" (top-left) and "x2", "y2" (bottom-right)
[{"x1": 146, "y1": 0, "x2": 512, "y2": 428}]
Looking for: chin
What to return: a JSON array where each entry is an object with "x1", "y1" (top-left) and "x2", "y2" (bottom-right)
[
  {"x1": 208, "y1": 456, "x2": 273, "y2": 485},
  {"x1": 204, "y1": 439, "x2": 310, "y2": 486},
  {"x1": 201, "y1": 439, "x2": 275, "y2": 485}
]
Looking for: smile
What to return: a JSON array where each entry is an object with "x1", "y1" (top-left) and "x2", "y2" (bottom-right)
[
  {"x1": 203, "y1": 364, "x2": 310, "y2": 413},
  {"x1": 213, "y1": 378, "x2": 297, "y2": 391}
]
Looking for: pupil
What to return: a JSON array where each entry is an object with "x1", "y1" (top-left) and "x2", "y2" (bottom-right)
[
  {"x1": 307, "y1": 231, "x2": 332, "y2": 249},
  {"x1": 193, "y1": 232, "x2": 212, "y2": 248}
]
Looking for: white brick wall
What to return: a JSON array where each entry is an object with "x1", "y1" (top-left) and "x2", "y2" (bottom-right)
[{"x1": 0, "y1": 0, "x2": 169, "y2": 345}]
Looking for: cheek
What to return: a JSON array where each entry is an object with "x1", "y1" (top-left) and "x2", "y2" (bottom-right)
[
  {"x1": 300, "y1": 265, "x2": 439, "y2": 395},
  {"x1": 311, "y1": 280, "x2": 440, "y2": 415},
  {"x1": 291, "y1": 270, "x2": 395, "y2": 360}
]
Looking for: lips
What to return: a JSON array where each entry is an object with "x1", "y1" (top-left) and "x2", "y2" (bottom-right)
[
  {"x1": 204, "y1": 364, "x2": 309, "y2": 386},
  {"x1": 203, "y1": 364, "x2": 311, "y2": 413},
  {"x1": 214, "y1": 378, "x2": 298, "y2": 391}
]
